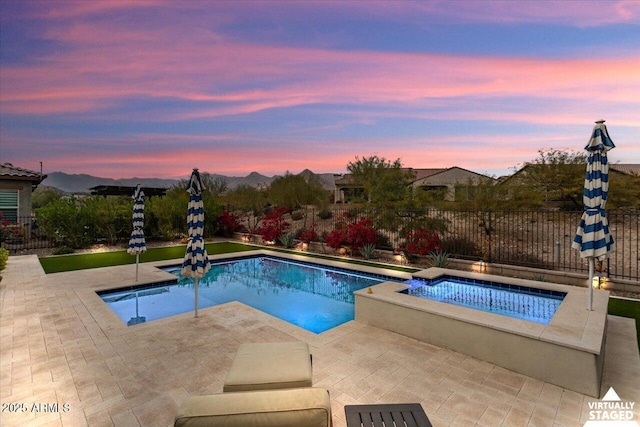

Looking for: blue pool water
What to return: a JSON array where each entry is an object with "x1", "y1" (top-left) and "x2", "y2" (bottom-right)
[
  {"x1": 403, "y1": 276, "x2": 565, "y2": 324},
  {"x1": 98, "y1": 256, "x2": 394, "y2": 333}
]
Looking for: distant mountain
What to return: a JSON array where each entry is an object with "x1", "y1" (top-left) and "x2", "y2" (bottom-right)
[
  {"x1": 41, "y1": 170, "x2": 335, "y2": 194},
  {"x1": 42, "y1": 172, "x2": 180, "y2": 194}
]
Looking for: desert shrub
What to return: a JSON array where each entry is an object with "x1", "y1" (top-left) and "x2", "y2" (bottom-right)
[
  {"x1": 439, "y1": 236, "x2": 482, "y2": 258},
  {"x1": 278, "y1": 232, "x2": 296, "y2": 248},
  {"x1": 374, "y1": 230, "x2": 392, "y2": 250},
  {"x1": 496, "y1": 252, "x2": 550, "y2": 270},
  {"x1": 429, "y1": 251, "x2": 450, "y2": 268},
  {"x1": 360, "y1": 243, "x2": 376, "y2": 260},
  {"x1": 317, "y1": 209, "x2": 332, "y2": 220},
  {"x1": 291, "y1": 210, "x2": 304, "y2": 221},
  {"x1": 52, "y1": 246, "x2": 75, "y2": 255}
]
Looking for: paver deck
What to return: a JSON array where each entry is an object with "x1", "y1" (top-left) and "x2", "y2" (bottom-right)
[{"x1": 1, "y1": 254, "x2": 639, "y2": 426}]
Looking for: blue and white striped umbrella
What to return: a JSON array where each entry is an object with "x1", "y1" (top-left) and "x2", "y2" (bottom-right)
[
  {"x1": 181, "y1": 169, "x2": 211, "y2": 317},
  {"x1": 127, "y1": 184, "x2": 146, "y2": 281},
  {"x1": 572, "y1": 120, "x2": 615, "y2": 310}
]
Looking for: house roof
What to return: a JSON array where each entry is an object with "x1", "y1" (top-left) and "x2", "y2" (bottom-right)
[
  {"x1": 0, "y1": 162, "x2": 47, "y2": 184},
  {"x1": 334, "y1": 167, "x2": 477, "y2": 186},
  {"x1": 506, "y1": 163, "x2": 640, "y2": 183},
  {"x1": 90, "y1": 185, "x2": 167, "y2": 197},
  {"x1": 610, "y1": 164, "x2": 640, "y2": 176}
]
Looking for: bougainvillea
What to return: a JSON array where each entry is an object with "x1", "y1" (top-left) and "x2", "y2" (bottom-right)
[
  {"x1": 299, "y1": 226, "x2": 318, "y2": 244},
  {"x1": 324, "y1": 228, "x2": 346, "y2": 249},
  {"x1": 324, "y1": 216, "x2": 377, "y2": 251},
  {"x1": 217, "y1": 210, "x2": 245, "y2": 236},
  {"x1": 403, "y1": 228, "x2": 441, "y2": 256},
  {"x1": 256, "y1": 206, "x2": 291, "y2": 243},
  {"x1": 345, "y1": 218, "x2": 377, "y2": 251}
]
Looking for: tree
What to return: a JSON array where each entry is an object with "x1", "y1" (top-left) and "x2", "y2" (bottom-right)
[
  {"x1": 516, "y1": 149, "x2": 586, "y2": 209},
  {"x1": 223, "y1": 185, "x2": 268, "y2": 233},
  {"x1": 267, "y1": 171, "x2": 328, "y2": 209},
  {"x1": 200, "y1": 174, "x2": 228, "y2": 198},
  {"x1": 346, "y1": 155, "x2": 413, "y2": 206},
  {"x1": 32, "y1": 186, "x2": 66, "y2": 209},
  {"x1": 35, "y1": 198, "x2": 92, "y2": 248},
  {"x1": 608, "y1": 171, "x2": 640, "y2": 210}
]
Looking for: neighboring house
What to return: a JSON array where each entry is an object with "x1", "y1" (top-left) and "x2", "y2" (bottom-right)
[
  {"x1": 610, "y1": 164, "x2": 640, "y2": 176},
  {"x1": 334, "y1": 167, "x2": 494, "y2": 203},
  {"x1": 0, "y1": 163, "x2": 47, "y2": 222},
  {"x1": 503, "y1": 163, "x2": 640, "y2": 206}
]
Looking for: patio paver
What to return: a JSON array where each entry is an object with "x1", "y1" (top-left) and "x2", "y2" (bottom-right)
[{"x1": 1, "y1": 254, "x2": 639, "y2": 427}]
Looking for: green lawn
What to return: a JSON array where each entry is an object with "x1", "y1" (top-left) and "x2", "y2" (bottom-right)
[
  {"x1": 608, "y1": 297, "x2": 640, "y2": 350},
  {"x1": 39, "y1": 242, "x2": 257, "y2": 273},
  {"x1": 39, "y1": 242, "x2": 419, "y2": 274}
]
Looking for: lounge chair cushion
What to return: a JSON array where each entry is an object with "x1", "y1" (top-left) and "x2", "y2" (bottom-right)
[
  {"x1": 174, "y1": 387, "x2": 331, "y2": 427},
  {"x1": 223, "y1": 342, "x2": 312, "y2": 392}
]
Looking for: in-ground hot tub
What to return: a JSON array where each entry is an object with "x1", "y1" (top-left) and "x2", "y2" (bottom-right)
[{"x1": 355, "y1": 268, "x2": 608, "y2": 397}]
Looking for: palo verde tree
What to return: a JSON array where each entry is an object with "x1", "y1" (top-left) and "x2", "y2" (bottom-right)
[
  {"x1": 223, "y1": 184, "x2": 268, "y2": 234},
  {"x1": 267, "y1": 171, "x2": 328, "y2": 209},
  {"x1": 607, "y1": 170, "x2": 640, "y2": 210},
  {"x1": 346, "y1": 155, "x2": 447, "y2": 245},
  {"x1": 346, "y1": 155, "x2": 413, "y2": 206},
  {"x1": 515, "y1": 148, "x2": 586, "y2": 209}
]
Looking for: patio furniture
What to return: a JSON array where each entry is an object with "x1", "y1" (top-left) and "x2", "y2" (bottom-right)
[
  {"x1": 345, "y1": 403, "x2": 432, "y2": 427},
  {"x1": 175, "y1": 387, "x2": 332, "y2": 427},
  {"x1": 223, "y1": 342, "x2": 312, "y2": 392}
]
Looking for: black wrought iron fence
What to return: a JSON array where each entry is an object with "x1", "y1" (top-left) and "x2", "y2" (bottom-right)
[
  {"x1": 294, "y1": 207, "x2": 639, "y2": 281},
  {"x1": 3, "y1": 208, "x2": 638, "y2": 281}
]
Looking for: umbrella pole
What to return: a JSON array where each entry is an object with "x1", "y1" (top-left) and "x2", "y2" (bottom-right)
[
  {"x1": 135, "y1": 254, "x2": 139, "y2": 281},
  {"x1": 588, "y1": 258, "x2": 594, "y2": 311},
  {"x1": 194, "y1": 278, "x2": 199, "y2": 318}
]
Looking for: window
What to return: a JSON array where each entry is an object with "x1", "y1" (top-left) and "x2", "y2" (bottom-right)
[{"x1": 0, "y1": 189, "x2": 19, "y2": 222}]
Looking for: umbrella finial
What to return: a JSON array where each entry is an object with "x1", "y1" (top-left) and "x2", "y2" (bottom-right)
[{"x1": 595, "y1": 119, "x2": 605, "y2": 124}]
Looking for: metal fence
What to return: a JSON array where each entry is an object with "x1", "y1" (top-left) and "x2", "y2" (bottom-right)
[
  {"x1": 3, "y1": 208, "x2": 638, "y2": 281},
  {"x1": 292, "y1": 207, "x2": 639, "y2": 281}
]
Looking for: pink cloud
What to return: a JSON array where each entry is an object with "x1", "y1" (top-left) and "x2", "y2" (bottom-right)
[
  {"x1": 339, "y1": 0, "x2": 640, "y2": 27},
  {"x1": 5, "y1": 31, "x2": 637, "y2": 127}
]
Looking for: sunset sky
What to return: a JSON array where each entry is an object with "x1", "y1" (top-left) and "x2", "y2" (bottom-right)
[{"x1": 1, "y1": 0, "x2": 639, "y2": 179}]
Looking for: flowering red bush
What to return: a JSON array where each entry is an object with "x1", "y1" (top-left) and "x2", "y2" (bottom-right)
[
  {"x1": 299, "y1": 226, "x2": 318, "y2": 244},
  {"x1": 324, "y1": 217, "x2": 377, "y2": 251},
  {"x1": 256, "y1": 207, "x2": 290, "y2": 242},
  {"x1": 217, "y1": 210, "x2": 244, "y2": 236},
  {"x1": 403, "y1": 228, "x2": 441, "y2": 256},
  {"x1": 346, "y1": 218, "x2": 377, "y2": 251},
  {"x1": 324, "y1": 228, "x2": 346, "y2": 249}
]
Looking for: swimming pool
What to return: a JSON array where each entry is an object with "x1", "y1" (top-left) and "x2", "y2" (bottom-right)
[
  {"x1": 403, "y1": 276, "x2": 565, "y2": 324},
  {"x1": 98, "y1": 256, "x2": 398, "y2": 333}
]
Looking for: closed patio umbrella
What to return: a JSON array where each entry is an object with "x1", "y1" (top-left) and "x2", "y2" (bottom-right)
[
  {"x1": 181, "y1": 168, "x2": 211, "y2": 317},
  {"x1": 572, "y1": 120, "x2": 615, "y2": 311},
  {"x1": 127, "y1": 184, "x2": 146, "y2": 281}
]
